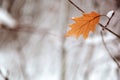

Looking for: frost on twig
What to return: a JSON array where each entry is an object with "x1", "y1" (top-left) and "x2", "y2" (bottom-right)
[{"x1": 106, "y1": 10, "x2": 115, "y2": 18}]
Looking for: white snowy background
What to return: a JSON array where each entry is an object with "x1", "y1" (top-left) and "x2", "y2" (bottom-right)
[{"x1": 0, "y1": 0, "x2": 120, "y2": 80}]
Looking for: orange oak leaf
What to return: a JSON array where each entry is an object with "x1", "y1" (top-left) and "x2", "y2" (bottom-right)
[{"x1": 66, "y1": 11, "x2": 100, "y2": 39}]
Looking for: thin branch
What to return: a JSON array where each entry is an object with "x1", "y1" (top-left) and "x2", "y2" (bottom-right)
[
  {"x1": 68, "y1": 0, "x2": 85, "y2": 13},
  {"x1": 104, "y1": 11, "x2": 115, "y2": 28},
  {"x1": 68, "y1": 0, "x2": 120, "y2": 39},
  {"x1": 101, "y1": 31, "x2": 120, "y2": 68},
  {"x1": 99, "y1": 23, "x2": 120, "y2": 39},
  {"x1": 68, "y1": 0, "x2": 120, "y2": 73}
]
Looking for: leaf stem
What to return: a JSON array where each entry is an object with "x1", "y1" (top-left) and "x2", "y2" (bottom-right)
[
  {"x1": 68, "y1": 0, "x2": 120, "y2": 39},
  {"x1": 68, "y1": 0, "x2": 120, "y2": 70},
  {"x1": 100, "y1": 15, "x2": 110, "y2": 19}
]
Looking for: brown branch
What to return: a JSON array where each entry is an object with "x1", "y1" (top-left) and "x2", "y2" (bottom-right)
[
  {"x1": 68, "y1": 0, "x2": 120, "y2": 73},
  {"x1": 101, "y1": 12, "x2": 115, "y2": 31},
  {"x1": 68, "y1": 0, "x2": 120, "y2": 39},
  {"x1": 105, "y1": 11, "x2": 115, "y2": 27},
  {"x1": 99, "y1": 23, "x2": 120, "y2": 39},
  {"x1": 102, "y1": 11, "x2": 115, "y2": 30},
  {"x1": 68, "y1": 0, "x2": 85, "y2": 13}
]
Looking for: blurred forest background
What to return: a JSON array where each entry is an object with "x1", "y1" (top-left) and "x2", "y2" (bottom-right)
[{"x1": 0, "y1": 0, "x2": 120, "y2": 80}]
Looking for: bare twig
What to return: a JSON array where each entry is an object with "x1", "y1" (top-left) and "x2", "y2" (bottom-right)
[
  {"x1": 68, "y1": 0, "x2": 85, "y2": 13},
  {"x1": 99, "y1": 23, "x2": 120, "y2": 39},
  {"x1": 104, "y1": 11, "x2": 115, "y2": 27},
  {"x1": 102, "y1": 11, "x2": 115, "y2": 31},
  {"x1": 68, "y1": 0, "x2": 120, "y2": 70},
  {"x1": 68, "y1": 0, "x2": 120, "y2": 39},
  {"x1": 101, "y1": 31, "x2": 120, "y2": 68},
  {"x1": 100, "y1": 11, "x2": 120, "y2": 69}
]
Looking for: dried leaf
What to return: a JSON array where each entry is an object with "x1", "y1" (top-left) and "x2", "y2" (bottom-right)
[{"x1": 66, "y1": 11, "x2": 100, "y2": 39}]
